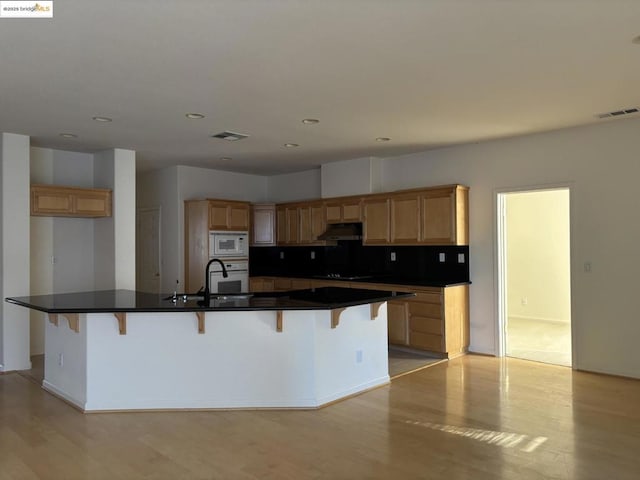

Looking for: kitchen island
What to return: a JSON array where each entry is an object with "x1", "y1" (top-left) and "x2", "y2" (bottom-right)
[{"x1": 6, "y1": 288, "x2": 412, "y2": 412}]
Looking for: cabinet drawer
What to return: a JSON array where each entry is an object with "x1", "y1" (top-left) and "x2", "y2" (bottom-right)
[
  {"x1": 409, "y1": 331, "x2": 444, "y2": 352},
  {"x1": 291, "y1": 279, "x2": 312, "y2": 290},
  {"x1": 273, "y1": 278, "x2": 292, "y2": 291},
  {"x1": 413, "y1": 291, "x2": 441, "y2": 304},
  {"x1": 408, "y1": 301, "x2": 442, "y2": 319},
  {"x1": 409, "y1": 316, "x2": 443, "y2": 335}
]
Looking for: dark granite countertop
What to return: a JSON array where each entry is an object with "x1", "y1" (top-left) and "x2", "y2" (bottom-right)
[
  {"x1": 5, "y1": 288, "x2": 415, "y2": 314},
  {"x1": 253, "y1": 273, "x2": 471, "y2": 288}
]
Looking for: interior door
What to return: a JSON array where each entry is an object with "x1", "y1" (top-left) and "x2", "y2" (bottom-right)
[{"x1": 136, "y1": 207, "x2": 161, "y2": 293}]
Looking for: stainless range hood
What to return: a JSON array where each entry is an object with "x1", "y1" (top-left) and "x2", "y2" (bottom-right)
[{"x1": 317, "y1": 222, "x2": 363, "y2": 241}]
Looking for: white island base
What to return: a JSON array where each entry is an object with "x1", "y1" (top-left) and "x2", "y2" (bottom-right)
[{"x1": 43, "y1": 303, "x2": 389, "y2": 412}]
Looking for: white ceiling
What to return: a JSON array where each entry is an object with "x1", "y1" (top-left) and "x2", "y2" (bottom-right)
[{"x1": 2, "y1": 0, "x2": 640, "y2": 175}]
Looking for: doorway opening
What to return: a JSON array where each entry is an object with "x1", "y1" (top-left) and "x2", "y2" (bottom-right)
[{"x1": 497, "y1": 188, "x2": 572, "y2": 367}]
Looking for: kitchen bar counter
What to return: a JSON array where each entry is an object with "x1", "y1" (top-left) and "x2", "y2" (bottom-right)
[
  {"x1": 5, "y1": 287, "x2": 413, "y2": 313},
  {"x1": 6, "y1": 287, "x2": 408, "y2": 412}
]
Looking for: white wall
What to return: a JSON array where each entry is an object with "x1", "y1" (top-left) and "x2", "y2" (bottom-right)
[
  {"x1": 1, "y1": 133, "x2": 31, "y2": 371},
  {"x1": 320, "y1": 157, "x2": 383, "y2": 198},
  {"x1": 137, "y1": 167, "x2": 180, "y2": 293},
  {"x1": 506, "y1": 190, "x2": 571, "y2": 323},
  {"x1": 137, "y1": 165, "x2": 269, "y2": 293},
  {"x1": 94, "y1": 149, "x2": 136, "y2": 291},
  {"x1": 266, "y1": 169, "x2": 321, "y2": 203},
  {"x1": 379, "y1": 117, "x2": 640, "y2": 378}
]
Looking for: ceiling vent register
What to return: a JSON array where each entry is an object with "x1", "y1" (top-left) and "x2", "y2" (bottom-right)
[
  {"x1": 596, "y1": 107, "x2": 639, "y2": 119},
  {"x1": 211, "y1": 131, "x2": 250, "y2": 141}
]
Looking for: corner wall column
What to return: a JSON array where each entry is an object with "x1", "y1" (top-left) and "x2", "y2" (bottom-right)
[{"x1": 0, "y1": 132, "x2": 31, "y2": 371}]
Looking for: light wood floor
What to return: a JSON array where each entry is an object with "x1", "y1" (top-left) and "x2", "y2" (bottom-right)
[{"x1": 3, "y1": 355, "x2": 640, "y2": 479}]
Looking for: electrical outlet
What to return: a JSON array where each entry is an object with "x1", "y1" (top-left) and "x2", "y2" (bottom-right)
[
  {"x1": 584, "y1": 262, "x2": 592, "y2": 273},
  {"x1": 390, "y1": 252, "x2": 396, "y2": 262},
  {"x1": 439, "y1": 252, "x2": 446, "y2": 262},
  {"x1": 279, "y1": 251, "x2": 284, "y2": 260},
  {"x1": 58, "y1": 353, "x2": 64, "y2": 367},
  {"x1": 356, "y1": 350, "x2": 363, "y2": 363},
  {"x1": 310, "y1": 251, "x2": 315, "y2": 260},
  {"x1": 521, "y1": 297, "x2": 528, "y2": 306},
  {"x1": 458, "y1": 253, "x2": 465, "y2": 263}
]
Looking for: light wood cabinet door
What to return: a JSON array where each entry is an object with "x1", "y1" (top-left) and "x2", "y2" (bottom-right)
[
  {"x1": 363, "y1": 197, "x2": 390, "y2": 244},
  {"x1": 299, "y1": 206, "x2": 313, "y2": 244},
  {"x1": 325, "y1": 203, "x2": 342, "y2": 223},
  {"x1": 208, "y1": 201, "x2": 229, "y2": 230},
  {"x1": 185, "y1": 200, "x2": 209, "y2": 293},
  {"x1": 342, "y1": 199, "x2": 362, "y2": 222},
  {"x1": 208, "y1": 200, "x2": 250, "y2": 231},
  {"x1": 390, "y1": 193, "x2": 420, "y2": 244},
  {"x1": 251, "y1": 204, "x2": 276, "y2": 246},
  {"x1": 31, "y1": 184, "x2": 112, "y2": 218},
  {"x1": 228, "y1": 203, "x2": 250, "y2": 231},
  {"x1": 276, "y1": 206, "x2": 299, "y2": 245},
  {"x1": 420, "y1": 186, "x2": 468, "y2": 245},
  {"x1": 286, "y1": 207, "x2": 299, "y2": 244},
  {"x1": 325, "y1": 198, "x2": 362, "y2": 223},
  {"x1": 387, "y1": 300, "x2": 409, "y2": 345},
  {"x1": 299, "y1": 202, "x2": 326, "y2": 244},
  {"x1": 276, "y1": 206, "x2": 287, "y2": 244}
]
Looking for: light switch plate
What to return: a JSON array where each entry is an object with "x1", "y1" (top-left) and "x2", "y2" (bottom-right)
[
  {"x1": 390, "y1": 252, "x2": 396, "y2": 262},
  {"x1": 310, "y1": 251, "x2": 315, "y2": 260},
  {"x1": 439, "y1": 253, "x2": 446, "y2": 262},
  {"x1": 279, "y1": 251, "x2": 284, "y2": 260},
  {"x1": 458, "y1": 253, "x2": 465, "y2": 263}
]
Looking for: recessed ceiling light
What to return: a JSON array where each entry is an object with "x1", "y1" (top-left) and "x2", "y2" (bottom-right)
[
  {"x1": 284, "y1": 143, "x2": 299, "y2": 148},
  {"x1": 186, "y1": 113, "x2": 205, "y2": 119},
  {"x1": 59, "y1": 133, "x2": 77, "y2": 138},
  {"x1": 301, "y1": 118, "x2": 319, "y2": 125},
  {"x1": 92, "y1": 116, "x2": 112, "y2": 122},
  {"x1": 376, "y1": 137, "x2": 391, "y2": 142}
]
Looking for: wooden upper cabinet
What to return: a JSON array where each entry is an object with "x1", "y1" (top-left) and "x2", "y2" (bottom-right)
[
  {"x1": 250, "y1": 204, "x2": 276, "y2": 246},
  {"x1": 390, "y1": 193, "x2": 421, "y2": 244},
  {"x1": 276, "y1": 205, "x2": 299, "y2": 245},
  {"x1": 362, "y1": 197, "x2": 390, "y2": 244},
  {"x1": 31, "y1": 184, "x2": 112, "y2": 218},
  {"x1": 299, "y1": 201, "x2": 326, "y2": 244},
  {"x1": 272, "y1": 184, "x2": 468, "y2": 246},
  {"x1": 420, "y1": 185, "x2": 468, "y2": 245},
  {"x1": 277, "y1": 200, "x2": 326, "y2": 246},
  {"x1": 208, "y1": 200, "x2": 250, "y2": 231},
  {"x1": 325, "y1": 197, "x2": 362, "y2": 224}
]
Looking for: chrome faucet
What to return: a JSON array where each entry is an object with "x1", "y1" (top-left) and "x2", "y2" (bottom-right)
[{"x1": 199, "y1": 258, "x2": 228, "y2": 306}]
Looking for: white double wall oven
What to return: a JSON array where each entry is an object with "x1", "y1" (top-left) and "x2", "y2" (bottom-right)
[{"x1": 208, "y1": 231, "x2": 249, "y2": 294}]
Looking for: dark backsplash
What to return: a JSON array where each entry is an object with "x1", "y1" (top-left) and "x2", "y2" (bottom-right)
[{"x1": 250, "y1": 242, "x2": 470, "y2": 283}]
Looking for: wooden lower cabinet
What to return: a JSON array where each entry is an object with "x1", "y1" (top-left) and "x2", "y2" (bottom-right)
[
  {"x1": 251, "y1": 276, "x2": 469, "y2": 358},
  {"x1": 406, "y1": 284, "x2": 469, "y2": 358},
  {"x1": 249, "y1": 277, "x2": 275, "y2": 292}
]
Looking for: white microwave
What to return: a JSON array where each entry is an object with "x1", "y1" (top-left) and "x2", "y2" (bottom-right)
[{"x1": 209, "y1": 231, "x2": 249, "y2": 258}]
